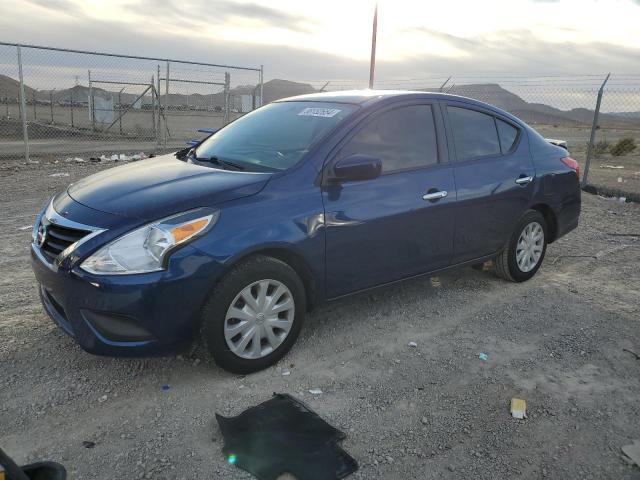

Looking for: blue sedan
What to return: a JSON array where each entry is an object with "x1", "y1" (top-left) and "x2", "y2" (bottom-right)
[{"x1": 30, "y1": 90, "x2": 581, "y2": 373}]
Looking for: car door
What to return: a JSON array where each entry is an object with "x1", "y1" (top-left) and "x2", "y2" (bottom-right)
[
  {"x1": 322, "y1": 101, "x2": 456, "y2": 298},
  {"x1": 442, "y1": 102, "x2": 535, "y2": 264}
]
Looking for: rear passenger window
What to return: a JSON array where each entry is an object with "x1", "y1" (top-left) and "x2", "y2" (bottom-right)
[
  {"x1": 447, "y1": 106, "x2": 500, "y2": 161},
  {"x1": 338, "y1": 105, "x2": 438, "y2": 173},
  {"x1": 496, "y1": 118, "x2": 519, "y2": 153}
]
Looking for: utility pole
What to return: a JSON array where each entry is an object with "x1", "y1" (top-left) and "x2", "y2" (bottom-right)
[{"x1": 368, "y1": 3, "x2": 378, "y2": 89}]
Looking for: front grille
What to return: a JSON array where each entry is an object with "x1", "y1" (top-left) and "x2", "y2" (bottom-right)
[{"x1": 40, "y1": 223, "x2": 91, "y2": 262}]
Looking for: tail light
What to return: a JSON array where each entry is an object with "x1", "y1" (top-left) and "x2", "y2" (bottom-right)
[{"x1": 560, "y1": 156, "x2": 580, "y2": 177}]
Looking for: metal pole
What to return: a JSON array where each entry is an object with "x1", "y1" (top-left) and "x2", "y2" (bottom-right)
[
  {"x1": 259, "y1": 65, "x2": 264, "y2": 107},
  {"x1": 88, "y1": 69, "x2": 95, "y2": 131},
  {"x1": 582, "y1": 73, "x2": 610, "y2": 188},
  {"x1": 223, "y1": 72, "x2": 230, "y2": 125},
  {"x1": 439, "y1": 77, "x2": 451, "y2": 92},
  {"x1": 156, "y1": 64, "x2": 161, "y2": 148},
  {"x1": 49, "y1": 89, "x2": 54, "y2": 123},
  {"x1": 151, "y1": 75, "x2": 157, "y2": 143},
  {"x1": 16, "y1": 46, "x2": 29, "y2": 163},
  {"x1": 368, "y1": 3, "x2": 378, "y2": 89},
  {"x1": 32, "y1": 92, "x2": 36, "y2": 120},
  {"x1": 164, "y1": 60, "x2": 169, "y2": 147},
  {"x1": 118, "y1": 88, "x2": 124, "y2": 136},
  {"x1": 70, "y1": 89, "x2": 74, "y2": 127}
]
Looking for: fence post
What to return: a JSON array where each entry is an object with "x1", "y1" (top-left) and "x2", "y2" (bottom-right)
[
  {"x1": 16, "y1": 46, "x2": 29, "y2": 163},
  {"x1": 49, "y1": 90, "x2": 54, "y2": 123},
  {"x1": 151, "y1": 75, "x2": 157, "y2": 145},
  {"x1": 88, "y1": 69, "x2": 95, "y2": 131},
  {"x1": 156, "y1": 64, "x2": 161, "y2": 149},
  {"x1": 70, "y1": 89, "x2": 74, "y2": 127},
  {"x1": 118, "y1": 88, "x2": 123, "y2": 135},
  {"x1": 164, "y1": 60, "x2": 170, "y2": 148},
  {"x1": 259, "y1": 64, "x2": 264, "y2": 107},
  {"x1": 582, "y1": 73, "x2": 610, "y2": 188},
  {"x1": 223, "y1": 71, "x2": 230, "y2": 125},
  {"x1": 439, "y1": 77, "x2": 451, "y2": 92}
]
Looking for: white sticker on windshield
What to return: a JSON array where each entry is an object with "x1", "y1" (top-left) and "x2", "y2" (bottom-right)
[{"x1": 298, "y1": 107, "x2": 341, "y2": 118}]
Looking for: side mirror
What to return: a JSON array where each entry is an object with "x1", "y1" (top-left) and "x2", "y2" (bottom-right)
[{"x1": 332, "y1": 154, "x2": 382, "y2": 182}]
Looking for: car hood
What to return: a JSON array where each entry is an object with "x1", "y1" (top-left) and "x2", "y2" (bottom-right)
[{"x1": 67, "y1": 154, "x2": 271, "y2": 220}]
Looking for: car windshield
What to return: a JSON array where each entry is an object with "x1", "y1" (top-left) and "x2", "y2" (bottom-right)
[{"x1": 195, "y1": 101, "x2": 357, "y2": 171}]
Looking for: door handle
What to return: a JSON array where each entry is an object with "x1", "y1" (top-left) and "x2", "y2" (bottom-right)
[
  {"x1": 422, "y1": 190, "x2": 448, "y2": 201},
  {"x1": 515, "y1": 175, "x2": 533, "y2": 185}
]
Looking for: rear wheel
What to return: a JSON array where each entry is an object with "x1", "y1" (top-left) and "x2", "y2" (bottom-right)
[
  {"x1": 202, "y1": 255, "x2": 306, "y2": 374},
  {"x1": 494, "y1": 210, "x2": 547, "y2": 282}
]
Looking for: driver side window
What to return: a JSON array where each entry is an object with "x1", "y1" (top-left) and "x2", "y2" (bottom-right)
[{"x1": 337, "y1": 105, "x2": 438, "y2": 173}]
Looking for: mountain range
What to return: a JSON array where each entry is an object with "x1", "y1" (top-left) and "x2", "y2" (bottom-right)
[{"x1": 0, "y1": 74, "x2": 637, "y2": 127}]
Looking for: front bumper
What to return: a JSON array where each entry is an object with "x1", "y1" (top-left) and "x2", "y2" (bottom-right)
[{"x1": 32, "y1": 243, "x2": 223, "y2": 356}]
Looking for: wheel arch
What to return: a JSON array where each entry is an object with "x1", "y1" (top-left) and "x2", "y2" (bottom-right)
[
  {"x1": 530, "y1": 203, "x2": 558, "y2": 243},
  {"x1": 221, "y1": 244, "x2": 319, "y2": 311}
]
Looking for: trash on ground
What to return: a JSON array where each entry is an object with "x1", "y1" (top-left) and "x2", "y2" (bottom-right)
[
  {"x1": 49, "y1": 173, "x2": 70, "y2": 177},
  {"x1": 281, "y1": 369, "x2": 291, "y2": 376},
  {"x1": 600, "y1": 164, "x2": 624, "y2": 169},
  {"x1": 619, "y1": 197, "x2": 627, "y2": 203},
  {"x1": 82, "y1": 441, "x2": 95, "y2": 449},
  {"x1": 89, "y1": 157, "x2": 101, "y2": 163},
  {"x1": 622, "y1": 440, "x2": 640, "y2": 467},
  {"x1": 110, "y1": 154, "x2": 119, "y2": 161},
  {"x1": 408, "y1": 341, "x2": 418, "y2": 348},
  {"x1": 511, "y1": 398, "x2": 527, "y2": 419},
  {"x1": 308, "y1": 388, "x2": 323, "y2": 395},
  {"x1": 216, "y1": 393, "x2": 358, "y2": 480},
  {"x1": 478, "y1": 352, "x2": 488, "y2": 361},
  {"x1": 18, "y1": 225, "x2": 32, "y2": 231},
  {"x1": 618, "y1": 177, "x2": 623, "y2": 183},
  {"x1": 161, "y1": 384, "x2": 170, "y2": 391},
  {"x1": 98, "y1": 395, "x2": 107, "y2": 403}
]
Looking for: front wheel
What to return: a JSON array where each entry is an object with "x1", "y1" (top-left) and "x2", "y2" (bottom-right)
[
  {"x1": 202, "y1": 255, "x2": 306, "y2": 374},
  {"x1": 494, "y1": 210, "x2": 547, "y2": 282}
]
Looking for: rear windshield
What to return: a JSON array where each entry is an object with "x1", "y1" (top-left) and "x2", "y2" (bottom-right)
[{"x1": 195, "y1": 101, "x2": 357, "y2": 171}]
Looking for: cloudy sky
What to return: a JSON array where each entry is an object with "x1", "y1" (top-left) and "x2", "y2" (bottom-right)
[{"x1": 1, "y1": 0, "x2": 639, "y2": 84}]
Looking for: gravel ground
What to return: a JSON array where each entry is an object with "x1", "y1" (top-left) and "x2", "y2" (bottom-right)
[{"x1": 1, "y1": 160, "x2": 639, "y2": 480}]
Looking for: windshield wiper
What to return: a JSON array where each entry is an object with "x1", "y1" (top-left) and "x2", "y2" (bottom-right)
[
  {"x1": 187, "y1": 150, "x2": 245, "y2": 171},
  {"x1": 207, "y1": 156, "x2": 245, "y2": 171}
]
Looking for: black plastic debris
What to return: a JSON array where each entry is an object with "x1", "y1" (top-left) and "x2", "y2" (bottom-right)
[
  {"x1": 0, "y1": 447, "x2": 66, "y2": 480},
  {"x1": 216, "y1": 393, "x2": 358, "y2": 480}
]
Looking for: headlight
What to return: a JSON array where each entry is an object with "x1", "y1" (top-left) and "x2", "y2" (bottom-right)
[{"x1": 81, "y1": 209, "x2": 219, "y2": 275}]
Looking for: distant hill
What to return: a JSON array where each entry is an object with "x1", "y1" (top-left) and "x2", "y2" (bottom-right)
[
  {"x1": 610, "y1": 111, "x2": 640, "y2": 119},
  {"x1": 2, "y1": 73, "x2": 637, "y2": 127},
  {"x1": 442, "y1": 83, "x2": 636, "y2": 126},
  {"x1": 0, "y1": 74, "x2": 37, "y2": 100}
]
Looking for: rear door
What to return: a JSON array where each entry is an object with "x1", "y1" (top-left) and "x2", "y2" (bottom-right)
[
  {"x1": 442, "y1": 102, "x2": 535, "y2": 263},
  {"x1": 322, "y1": 101, "x2": 456, "y2": 298}
]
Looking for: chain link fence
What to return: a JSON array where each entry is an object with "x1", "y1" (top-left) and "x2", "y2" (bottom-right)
[
  {"x1": 1, "y1": 43, "x2": 638, "y2": 198},
  {"x1": 0, "y1": 42, "x2": 262, "y2": 163},
  {"x1": 309, "y1": 75, "x2": 640, "y2": 198}
]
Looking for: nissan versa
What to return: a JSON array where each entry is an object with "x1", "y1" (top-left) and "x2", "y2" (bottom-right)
[{"x1": 31, "y1": 91, "x2": 581, "y2": 373}]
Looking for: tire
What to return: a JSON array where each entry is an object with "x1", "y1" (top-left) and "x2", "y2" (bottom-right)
[
  {"x1": 494, "y1": 210, "x2": 547, "y2": 282},
  {"x1": 202, "y1": 255, "x2": 306, "y2": 374}
]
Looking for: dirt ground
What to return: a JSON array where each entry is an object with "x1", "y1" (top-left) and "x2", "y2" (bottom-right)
[{"x1": 1, "y1": 160, "x2": 639, "y2": 480}]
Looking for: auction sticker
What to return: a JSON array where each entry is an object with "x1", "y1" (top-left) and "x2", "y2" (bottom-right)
[{"x1": 298, "y1": 107, "x2": 341, "y2": 117}]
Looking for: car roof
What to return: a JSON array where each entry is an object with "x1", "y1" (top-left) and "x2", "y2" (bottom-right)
[
  {"x1": 275, "y1": 89, "x2": 474, "y2": 106},
  {"x1": 275, "y1": 89, "x2": 524, "y2": 126}
]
